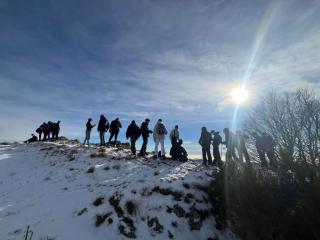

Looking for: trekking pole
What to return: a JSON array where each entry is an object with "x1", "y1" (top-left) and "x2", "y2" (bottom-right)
[{"x1": 24, "y1": 226, "x2": 29, "y2": 240}]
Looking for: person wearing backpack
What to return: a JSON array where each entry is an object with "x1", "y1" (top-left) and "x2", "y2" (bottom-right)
[
  {"x1": 109, "y1": 117, "x2": 122, "y2": 145},
  {"x1": 211, "y1": 130, "x2": 223, "y2": 167},
  {"x1": 97, "y1": 115, "x2": 109, "y2": 146},
  {"x1": 153, "y1": 119, "x2": 168, "y2": 159},
  {"x1": 126, "y1": 120, "x2": 141, "y2": 156},
  {"x1": 199, "y1": 127, "x2": 213, "y2": 165},
  {"x1": 139, "y1": 118, "x2": 153, "y2": 157}
]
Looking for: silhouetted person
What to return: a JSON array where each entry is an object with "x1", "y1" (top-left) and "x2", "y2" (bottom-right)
[
  {"x1": 222, "y1": 128, "x2": 238, "y2": 162},
  {"x1": 170, "y1": 139, "x2": 188, "y2": 162},
  {"x1": 109, "y1": 118, "x2": 122, "y2": 145},
  {"x1": 83, "y1": 118, "x2": 95, "y2": 147},
  {"x1": 169, "y1": 125, "x2": 180, "y2": 145},
  {"x1": 252, "y1": 132, "x2": 267, "y2": 168},
  {"x1": 262, "y1": 132, "x2": 277, "y2": 169},
  {"x1": 126, "y1": 120, "x2": 141, "y2": 155},
  {"x1": 139, "y1": 119, "x2": 153, "y2": 157},
  {"x1": 153, "y1": 119, "x2": 168, "y2": 159},
  {"x1": 211, "y1": 130, "x2": 223, "y2": 167},
  {"x1": 25, "y1": 134, "x2": 38, "y2": 143},
  {"x1": 36, "y1": 126, "x2": 43, "y2": 141},
  {"x1": 199, "y1": 127, "x2": 212, "y2": 165},
  {"x1": 97, "y1": 115, "x2": 109, "y2": 146},
  {"x1": 48, "y1": 121, "x2": 54, "y2": 140},
  {"x1": 41, "y1": 122, "x2": 50, "y2": 141},
  {"x1": 235, "y1": 130, "x2": 250, "y2": 164},
  {"x1": 52, "y1": 121, "x2": 60, "y2": 140}
]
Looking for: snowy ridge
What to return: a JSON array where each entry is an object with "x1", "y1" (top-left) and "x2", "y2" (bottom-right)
[{"x1": 0, "y1": 141, "x2": 233, "y2": 240}]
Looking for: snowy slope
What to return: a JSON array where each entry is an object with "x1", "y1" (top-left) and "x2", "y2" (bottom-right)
[{"x1": 0, "y1": 141, "x2": 233, "y2": 240}]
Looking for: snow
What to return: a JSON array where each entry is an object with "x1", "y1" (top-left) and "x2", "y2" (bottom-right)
[{"x1": 0, "y1": 141, "x2": 234, "y2": 240}]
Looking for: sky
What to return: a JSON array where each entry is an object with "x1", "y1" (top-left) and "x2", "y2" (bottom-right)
[{"x1": 0, "y1": 0, "x2": 319, "y2": 156}]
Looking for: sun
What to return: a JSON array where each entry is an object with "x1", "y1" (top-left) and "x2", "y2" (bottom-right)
[{"x1": 231, "y1": 88, "x2": 249, "y2": 104}]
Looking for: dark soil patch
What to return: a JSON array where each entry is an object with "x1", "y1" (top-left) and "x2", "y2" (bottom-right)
[
  {"x1": 147, "y1": 217, "x2": 163, "y2": 234},
  {"x1": 152, "y1": 186, "x2": 184, "y2": 201},
  {"x1": 168, "y1": 230, "x2": 174, "y2": 239},
  {"x1": 173, "y1": 204, "x2": 186, "y2": 218},
  {"x1": 109, "y1": 195, "x2": 124, "y2": 217},
  {"x1": 93, "y1": 197, "x2": 104, "y2": 207},
  {"x1": 95, "y1": 212, "x2": 112, "y2": 227},
  {"x1": 104, "y1": 166, "x2": 110, "y2": 171},
  {"x1": 87, "y1": 166, "x2": 95, "y2": 173},
  {"x1": 125, "y1": 200, "x2": 137, "y2": 216},
  {"x1": 119, "y1": 216, "x2": 136, "y2": 239},
  {"x1": 77, "y1": 208, "x2": 87, "y2": 216},
  {"x1": 183, "y1": 182, "x2": 191, "y2": 189}
]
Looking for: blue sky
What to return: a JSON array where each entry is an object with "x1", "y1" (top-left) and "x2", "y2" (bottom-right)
[{"x1": 0, "y1": 0, "x2": 319, "y2": 156}]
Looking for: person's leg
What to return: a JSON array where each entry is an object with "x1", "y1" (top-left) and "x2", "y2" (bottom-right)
[
  {"x1": 202, "y1": 147, "x2": 207, "y2": 165},
  {"x1": 267, "y1": 151, "x2": 277, "y2": 169},
  {"x1": 243, "y1": 146, "x2": 250, "y2": 164},
  {"x1": 109, "y1": 132, "x2": 114, "y2": 143},
  {"x1": 114, "y1": 132, "x2": 118, "y2": 145},
  {"x1": 132, "y1": 137, "x2": 136, "y2": 155},
  {"x1": 154, "y1": 138, "x2": 159, "y2": 157},
  {"x1": 258, "y1": 150, "x2": 267, "y2": 168},
  {"x1": 160, "y1": 138, "x2": 165, "y2": 156},
  {"x1": 130, "y1": 137, "x2": 135, "y2": 155},
  {"x1": 207, "y1": 147, "x2": 213, "y2": 165},
  {"x1": 140, "y1": 137, "x2": 147, "y2": 155}
]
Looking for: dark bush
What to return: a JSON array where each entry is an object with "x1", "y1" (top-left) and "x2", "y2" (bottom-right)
[{"x1": 208, "y1": 161, "x2": 320, "y2": 240}]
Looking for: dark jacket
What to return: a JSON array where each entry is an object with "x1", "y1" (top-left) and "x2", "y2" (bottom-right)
[
  {"x1": 86, "y1": 121, "x2": 95, "y2": 131},
  {"x1": 126, "y1": 123, "x2": 141, "y2": 139},
  {"x1": 199, "y1": 131, "x2": 212, "y2": 147},
  {"x1": 140, "y1": 122, "x2": 152, "y2": 138},
  {"x1": 109, "y1": 119, "x2": 122, "y2": 133},
  {"x1": 212, "y1": 134, "x2": 222, "y2": 147},
  {"x1": 97, "y1": 116, "x2": 107, "y2": 132}
]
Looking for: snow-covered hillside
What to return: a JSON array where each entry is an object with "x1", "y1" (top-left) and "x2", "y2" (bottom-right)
[{"x1": 0, "y1": 141, "x2": 233, "y2": 240}]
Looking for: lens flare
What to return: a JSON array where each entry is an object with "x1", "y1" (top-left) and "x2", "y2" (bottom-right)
[{"x1": 231, "y1": 88, "x2": 249, "y2": 104}]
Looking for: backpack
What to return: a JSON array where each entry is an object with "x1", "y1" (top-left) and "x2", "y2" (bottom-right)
[{"x1": 157, "y1": 124, "x2": 166, "y2": 135}]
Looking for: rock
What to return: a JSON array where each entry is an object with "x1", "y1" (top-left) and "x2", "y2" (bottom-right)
[
  {"x1": 171, "y1": 221, "x2": 178, "y2": 228},
  {"x1": 87, "y1": 166, "x2": 95, "y2": 173}
]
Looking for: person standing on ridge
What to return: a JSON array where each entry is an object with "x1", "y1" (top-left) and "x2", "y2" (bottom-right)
[
  {"x1": 261, "y1": 132, "x2": 277, "y2": 169},
  {"x1": 83, "y1": 118, "x2": 95, "y2": 147},
  {"x1": 109, "y1": 117, "x2": 122, "y2": 145},
  {"x1": 169, "y1": 125, "x2": 180, "y2": 145},
  {"x1": 153, "y1": 119, "x2": 168, "y2": 159},
  {"x1": 126, "y1": 120, "x2": 141, "y2": 156},
  {"x1": 235, "y1": 130, "x2": 250, "y2": 164},
  {"x1": 199, "y1": 127, "x2": 213, "y2": 166},
  {"x1": 222, "y1": 128, "x2": 238, "y2": 162},
  {"x1": 252, "y1": 132, "x2": 267, "y2": 168},
  {"x1": 139, "y1": 118, "x2": 153, "y2": 157},
  {"x1": 97, "y1": 115, "x2": 109, "y2": 146},
  {"x1": 36, "y1": 125, "x2": 43, "y2": 141},
  {"x1": 211, "y1": 130, "x2": 223, "y2": 167}
]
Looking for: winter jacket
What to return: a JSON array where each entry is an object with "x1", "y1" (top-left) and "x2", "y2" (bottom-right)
[
  {"x1": 199, "y1": 131, "x2": 212, "y2": 147},
  {"x1": 97, "y1": 117, "x2": 108, "y2": 132},
  {"x1": 153, "y1": 122, "x2": 168, "y2": 140},
  {"x1": 212, "y1": 134, "x2": 222, "y2": 147},
  {"x1": 109, "y1": 120, "x2": 122, "y2": 133},
  {"x1": 170, "y1": 129, "x2": 180, "y2": 141},
  {"x1": 126, "y1": 123, "x2": 141, "y2": 139},
  {"x1": 86, "y1": 121, "x2": 95, "y2": 131},
  {"x1": 140, "y1": 122, "x2": 152, "y2": 138}
]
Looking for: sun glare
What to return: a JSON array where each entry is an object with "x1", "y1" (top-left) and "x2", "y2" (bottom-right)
[{"x1": 231, "y1": 88, "x2": 249, "y2": 104}]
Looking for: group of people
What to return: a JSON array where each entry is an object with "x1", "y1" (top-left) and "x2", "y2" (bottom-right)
[
  {"x1": 199, "y1": 126, "x2": 277, "y2": 169},
  {"x1": 25, "y1": 121, "x2": 61, "y2": 143},
  {"x1": 24, "y1": 117, "x2": 277, "y2": 168},
  {"x1": 84, "y1": 117, "x2": 188, "y2": 161}
]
